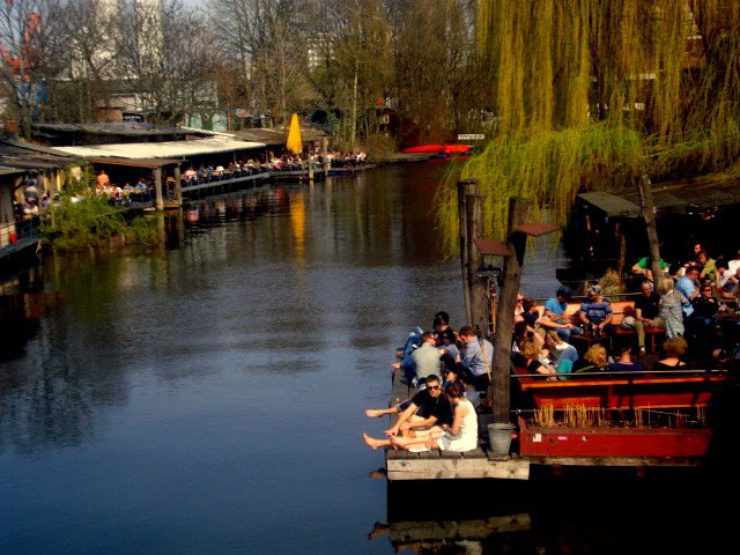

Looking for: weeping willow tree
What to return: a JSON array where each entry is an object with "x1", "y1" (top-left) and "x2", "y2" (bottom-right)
[{"x1": 435, "y1": 0, "x2": 740, "y2": 254}]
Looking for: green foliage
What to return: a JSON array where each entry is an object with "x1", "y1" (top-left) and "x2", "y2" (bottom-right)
[
  {"x1": 360, "y1": 133, "x2": 397, "y2": 160},
  {"x1": 597, "y1": 269, "x2": 625, "y2": 297},
  {"x1": 435, "y1": 123, "x2": 645, "y2": 255},
  {"x1": 41, "y1": 194, "x2": 156, "y2": 251},
  {"x1": 435, "y1": 1, "x2": 740, "y2": 258},
  {"x1": 121, "y1": 216, "x2": 159, "y2": 247}
]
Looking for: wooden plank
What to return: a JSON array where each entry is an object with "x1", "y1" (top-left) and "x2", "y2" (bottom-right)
[
  {"x1": 388, "y1": 514, "x2": 532, "y2": 542},
  {"x1": 386, "y1": 456, "x2": 531, "y2": 480}
]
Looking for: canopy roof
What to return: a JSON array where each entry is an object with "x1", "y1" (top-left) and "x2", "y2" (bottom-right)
[
  {"x1": 54, "y1": 137, "x2": 266, "y2": 160},
  {"x1": 578, "y1": 174, "x2": 740, "y2": 217},
  {"x1": 0, "y1": 139, "x2": 86, "y2": 170}
]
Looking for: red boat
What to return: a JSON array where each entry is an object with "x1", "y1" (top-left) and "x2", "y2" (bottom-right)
[{"x1": 401, "y1": 144, "x2": 472, "y2": 156}]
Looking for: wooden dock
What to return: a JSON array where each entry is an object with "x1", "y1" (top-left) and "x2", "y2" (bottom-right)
[
  {"x1": 384, "y1": 369, "x2": 715, "y2": 481},
  {"x1": 386, "y1": 371, "x2": 529, "y2": 481}
]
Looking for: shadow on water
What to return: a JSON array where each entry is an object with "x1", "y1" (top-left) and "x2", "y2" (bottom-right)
[
  {"x1": 378, "y1": 376, "x2": 740, "y2": 554},
  {"x1": 380, "y1": 469, "x2": 735, "y2": 554}
]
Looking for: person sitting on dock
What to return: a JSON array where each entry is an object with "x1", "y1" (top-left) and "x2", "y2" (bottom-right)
[
  {"x1": 97, "y1": 170, "x2": 110, "y2": 189},
  {"x1": 363, "y1": 384, "x2": 477, "y2": 453},
  {"x1": 571, "y1": 343, "x2": 609, "y2": 375},
  {"x1": 538, "y1": 285, "x2": 581, "y2": 342},
  {"x1": 391, "y1": 331, "x2": 444, "y2": 387},
  {"x1": 183, "y1": 167, "x2": 198, "y2": 185},
  {"x1": 458, "y1": 325, "x2": 494, "y2": 391},
  {"x1": 432, "y1": 311, "x2": 457, "y2": 346},
  {"x1": 512, "y1": 337, "x2": 557, "y2": 380},
  {"x1": 631, "y1": 256, "x2": 669, "y2": 284},
  {"x1": 607, "y1": 342, "x2": 645, "y2": 373},
  {"x1": 432, "y1": 313, "x2": 460, "y2": 360},
  {"x1": 363, "y1": 374, "x2": 452, "y2": 446},
  {"x1": 626, "y1": 280, "x2": 664, "y2": 356},
  {"x1": 577, "y1": 284, "x2": 615, "y2": 337},
  {"x1": 652, "y1": 337, "x2": 688, "y2": 370},
  {"x1": 698, "y1": 250, "x2": 718, "y2": 284}
]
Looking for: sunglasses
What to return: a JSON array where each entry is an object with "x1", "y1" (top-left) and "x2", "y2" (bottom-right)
[{"x1": 427, "y1": 385, "x2": 440, "y2": 391}]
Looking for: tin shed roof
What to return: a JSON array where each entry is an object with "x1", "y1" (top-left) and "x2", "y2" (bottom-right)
[
  {"x1": 54, "y1": 137, "x2": 266, "y2": 160},
  {"x1": 579, "y1": 174, "x2": 740, "y2": 218},
  {"x1": 578, "y1": 191, "x2": 643, "y2": 217}
]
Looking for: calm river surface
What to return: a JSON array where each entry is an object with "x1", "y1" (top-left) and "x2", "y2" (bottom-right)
[{"x1": 0, "y1": 162, "x2": 731, "y2": 554}]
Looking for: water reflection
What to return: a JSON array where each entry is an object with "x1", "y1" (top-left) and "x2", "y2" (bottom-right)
[
  {"x1": 1, "y1": 163, "x2": 677, "y2": 555},
  {"x1": 378, "y1": 476, "x2": 730, "y2": 554}
]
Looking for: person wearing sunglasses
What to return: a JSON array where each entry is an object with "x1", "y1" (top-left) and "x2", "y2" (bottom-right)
[
  {"x1": 363, "y1": 375, "x2": 452, "y2": 451},
  {"x1": 364, "y1": 384, "x2": 478, "y2": 453},
  {"x1": 687, "y1": 283, "x2": 720, "y2": 359}
]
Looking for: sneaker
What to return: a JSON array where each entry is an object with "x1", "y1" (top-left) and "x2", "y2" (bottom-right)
[{"x1": 638, "y1": 346, "x2": 646, "y2": 357}]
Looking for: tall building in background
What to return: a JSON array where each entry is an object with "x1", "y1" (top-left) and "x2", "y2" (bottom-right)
[{"x1": 135, "y1": 0, "x2": 163, "y2": 69}]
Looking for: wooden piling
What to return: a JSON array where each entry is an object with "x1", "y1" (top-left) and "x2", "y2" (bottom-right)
[
  {"x1": 491, "y1": 197, "x2": 533, "y2": 423},
  {"x1": 458, "y1": 180, "x2": 479, "y2": 325}
]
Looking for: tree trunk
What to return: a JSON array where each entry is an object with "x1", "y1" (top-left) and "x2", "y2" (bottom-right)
[{"x1": 637, "y1": 175, "x2": 663, "y2": 284}]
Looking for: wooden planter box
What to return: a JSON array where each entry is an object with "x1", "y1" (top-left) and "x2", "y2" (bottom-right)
[{"x1": 517, "y1": 416, "x2": 713, "y2": 458}]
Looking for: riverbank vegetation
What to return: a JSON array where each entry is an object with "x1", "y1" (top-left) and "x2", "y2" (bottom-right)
[
  {"x1": 435, "y1": 1, "x2": 740, "y2": 254},
  {"x1": 41, "y1": 194, "x2": 158, "y2": 252},
  {"x1": 2, "y1": 1, "x2": 739, "y2": 247},
  {"x1": 40, "y1": 172, "x2": 159, "y2": 252}
]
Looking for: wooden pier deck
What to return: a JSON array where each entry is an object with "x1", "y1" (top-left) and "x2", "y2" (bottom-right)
[
  {"x1": 386, "y1": 372, "x2": 530, "y2": 481},
  {"x1": 384, "y1": 368, "x2": 717, "y2": 481}
]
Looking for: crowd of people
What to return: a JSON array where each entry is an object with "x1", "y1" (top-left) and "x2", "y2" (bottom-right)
[{"x1": 361, "y1": 242, "x2": 740, "y2": 455}]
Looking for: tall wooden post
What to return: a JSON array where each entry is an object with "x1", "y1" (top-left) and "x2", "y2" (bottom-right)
[
  {"x1": 491, "y1": 197, "x2": 533, "y2": 423},
  {"x1": 458, "y1": 180, "x2": 478, "y2": 324},
  {"x1": 322, "y1": 138, "x2": 330, "y2": 173},
  {"x1": 466, "y1": 193, "x2": 488, "y2": 338},
  {"x1": 173, "y1": 166, "x2": 182, "y2": 207},
  {"x1": 637, "y1": 175, "x2": 663, "y2": 283},
  {"x1": 154, "y1": 168, "x2": 164, "y2": 212}
]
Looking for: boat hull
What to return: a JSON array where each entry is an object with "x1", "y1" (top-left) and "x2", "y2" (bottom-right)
[{"x1": 517, "y1": 416, "x2": 713, "y2": 458}]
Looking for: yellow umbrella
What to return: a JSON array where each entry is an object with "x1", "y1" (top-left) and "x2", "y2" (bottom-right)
[{"x1": 286, "y1": 113, "x2": 303, "y2": 155}]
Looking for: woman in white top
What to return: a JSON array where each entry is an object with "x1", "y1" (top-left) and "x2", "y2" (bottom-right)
[{"x1": 387, "y1": 384, "x2": 479, "y2": 453}]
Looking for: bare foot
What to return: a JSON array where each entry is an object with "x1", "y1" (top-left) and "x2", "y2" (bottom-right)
[
  {"x1": 368, "y1": 521, "x2": 390, "y2": 540},
  {"x1": 365, "y1": 409, "x2": 386, "y2": 418},
  {"x1": 363, "y1": 432, "x2": 385, "y2": 450},
  {"x1": 368, "y1": 468, "x2": 387, "y2": 479}
]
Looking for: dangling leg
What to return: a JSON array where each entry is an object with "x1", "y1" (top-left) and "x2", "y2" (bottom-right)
[{"x1": 363, "y1": 433, "x2": 392, "y2": 450}]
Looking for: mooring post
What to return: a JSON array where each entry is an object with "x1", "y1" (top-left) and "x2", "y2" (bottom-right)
[
  {"x1": 154, "y1": 168, "x2": 164, "y2": 212},
  {"x1": 458, "y1": 180, "x2": 479, "y2": 325},
  {"x1": 173, "y1": 166, "x2": 182, "y2": 207},
  {"x1": 491, "y1": 197, "x2": 533, "y2": 423},
  {"x1": 466, "y1": 192, "x2": 488, "y2": 338}
]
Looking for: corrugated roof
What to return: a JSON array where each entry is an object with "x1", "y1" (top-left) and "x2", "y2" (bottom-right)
[
  {"x1": 54, "y1": 137, "x2": 266, "y2": 160},
  {"x1": 578, "y1": 191, "x2": 643, "y2": 217},
  {"x1": 579, "y1": 174, "x2": 740, "y2": 217},
  {"x1": 33, "y1": 122, "x2": 199, "y2": 137},
  {"x1": 0, "y1": 139, "x2": 87, "y2": 170},
  {"x1": 234, "y1": 126, "x2": 330, "y2": 146}
]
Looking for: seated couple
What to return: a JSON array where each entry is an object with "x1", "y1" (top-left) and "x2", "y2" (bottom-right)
[{"x1": 363, "y1": 375, "x2": 478, "y2": 453}]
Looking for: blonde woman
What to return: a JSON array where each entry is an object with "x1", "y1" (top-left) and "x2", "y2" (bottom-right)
[
  {"x1": 513, "y1": 337, "x2": 556, "y2": 379},
  {"x1": 572, "y1": 343, "x2": 609, "y2": 374},
  {"x1": 657, "y1": 277, "x2": 688, "y2": 338}
]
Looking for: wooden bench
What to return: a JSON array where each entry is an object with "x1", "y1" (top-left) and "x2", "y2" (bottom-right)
[
  {"x1": 513, "y1": 367, "x2": 726, "y2": 410},
  {"x1": 534, "y1": 299, "x2": 666, "y2": 354}
]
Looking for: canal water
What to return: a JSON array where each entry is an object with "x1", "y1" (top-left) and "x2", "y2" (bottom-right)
[{"x1": 0, "y1": 162, "x2": 730, "y2": 554}]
